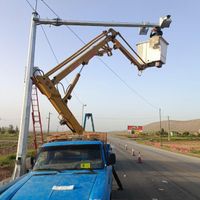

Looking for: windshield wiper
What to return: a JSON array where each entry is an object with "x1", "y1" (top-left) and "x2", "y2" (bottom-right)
[
  {"x1": 74, "y1": 169, "x2": 97, "y2": 174},
  {"x1": 33, "y1": 168, "x2": 63, "y2": 173}
]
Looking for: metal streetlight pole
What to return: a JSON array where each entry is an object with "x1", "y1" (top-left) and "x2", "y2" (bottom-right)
[
  {"x1": 168, "y1": 116, "x2": 171, "y2": 141},
  {"x1": 82, "y1": 104, "x2": 87, "y2": 126},
  {"x1": 12, "y1": 12, "x2": 38, "y2": 180},
  {"x1": 159, "y1": 108, "x2": 163, "y2": 147},
  {"x1": 47, "y1": 112, "x2": 52, "y2": 134}
]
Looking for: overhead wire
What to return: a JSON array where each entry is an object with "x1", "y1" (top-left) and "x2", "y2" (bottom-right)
[
  {"x1": 25, "y1": 0, "x2": 35, "y2": 11},
  {"x1": 118, "y1": 33, "x2": 146, "y2": 65},
  {"x1": 41, "y1": 0, "x2": 60, "y2": 18},
  {"x1": 34, "y1": 0, "x2": 38, "y2": 12},
  {"x1": 40, "y1": 0, "x2": 159, "y2": 110},
  {"x1": 63, "y1": 28, "x2": 158, "y2": 109},
  {"x1": 25, "y1": 0, "x2": 85, "y2": 106},
  {"x1": 40, "y1": 25, "x2": 85, "y2": 105},
  {"x1": 97, "y1": 58, "x2": 158, "y2": 109},
  {"x1": 40, "y1": 25, "x2": 59, "y2": 63}
]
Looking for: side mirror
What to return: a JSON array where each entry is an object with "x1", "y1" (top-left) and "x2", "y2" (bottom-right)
[
  {"x1": 108, "y1": 153, "x2": 116, "y2": 165},
  {"x1": 25, "y1": 156, "x2": 35, "y2": 171},
  {"x1": 106, "y1": 144, "x2": 112, "y2": 152}
]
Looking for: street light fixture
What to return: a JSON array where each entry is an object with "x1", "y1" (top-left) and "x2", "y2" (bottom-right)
[
  {"x1": 139, "y1": 26, "x2": 149, "y2": 35},
  {"x1": 139, "y1": 15, "x2": 172, "y2": 35},
  {"x1": 159, "y1": 15, "x2": 172, "y2": 28}
]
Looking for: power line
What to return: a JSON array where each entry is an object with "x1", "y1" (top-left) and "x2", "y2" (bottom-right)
[
  {"x1": 34, "y1": 0, "x2": 38, "y2": 12},
  {"x1": 40, "y1": 0, "x2": 86, "y2": 44},
  {"x1": 25, "y1": 0, "x2": 35, "y2": 11},
  {"x1": 66, "y1": 26, "x2": 86, "y2": 44},
  {"x1": 41, "y1": 0, "x2": 59, "y2": 18},
  {"x1": 40, "y1": 25, "x2": 59, "y2": 63},
  {"x1": 40, "y1": 0, "x2": 86, "y2": 106},
  {"x1": 40, "y1": 0, "x2": 158, "y2": 110},
  {"x1": 97, "y1": 58, "x2": 158, "y2": 109},
  {"x1": 64, "y1": 28, "x2": 158, "y2": 109},
  {"x1": 40, "y1": 25, "x2": 85, "y2": 105}
]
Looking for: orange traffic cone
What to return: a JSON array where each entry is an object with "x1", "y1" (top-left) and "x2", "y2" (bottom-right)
[
  {"x1": 131, "y1": 148, "x2": 135, "y2": 156},
  {"x1": 137, "y1": 152, "x2": 142, "y2": 163}
]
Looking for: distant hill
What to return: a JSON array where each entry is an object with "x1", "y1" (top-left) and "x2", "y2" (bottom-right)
[{"x1": 144, "y1": 119, "x2": 200, "y2": 133}]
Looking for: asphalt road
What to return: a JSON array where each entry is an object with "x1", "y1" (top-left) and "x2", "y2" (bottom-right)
[{"x1": 109, "y1": 135, "x2": 200, "y2": 200}]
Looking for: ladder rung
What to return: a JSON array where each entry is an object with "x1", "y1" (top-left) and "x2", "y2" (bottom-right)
[
  {"x1": 33, "y1": 118, "x2": 40, "y2": 120},
  {"x1": 32, "y1": 110, "x2": 39, "y2": 112}
]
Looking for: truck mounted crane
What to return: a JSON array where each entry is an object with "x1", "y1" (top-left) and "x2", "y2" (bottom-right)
[
  {"x1": 0, "y1": 28, "x2": 168, "y2": 198},
  {"x1": 9, "y1": 14, "x2": 171, "y2": 187},
  {"x1": 32, "y1": 28, "x2": 167, "y2": 135}
]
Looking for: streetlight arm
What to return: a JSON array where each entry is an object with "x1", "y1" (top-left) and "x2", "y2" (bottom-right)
[{"x1": 34, "y1": 18, "x2": 158, "y2": 28}]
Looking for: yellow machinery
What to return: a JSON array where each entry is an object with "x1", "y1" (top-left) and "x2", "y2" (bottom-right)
[{"x1": 32, "y1": 28, "x2": 167, "y2": 135}]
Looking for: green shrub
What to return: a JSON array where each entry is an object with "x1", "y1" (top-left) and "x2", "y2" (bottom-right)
[
  {"x1": 182, "y1": 131, "x2": 190, "y2": 136},
  {"x1": 0, "y1": 153, "x2": 16, "y2": 167},
  {"x1": 191, "y1": 149, "x2": 200, "y2": 154},
  {"x1": 0, "y1": 150, "x2": 35, "y2": 167}
]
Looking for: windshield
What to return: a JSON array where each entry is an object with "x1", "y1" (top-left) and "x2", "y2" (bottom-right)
[{"x1": 33, "y1": 144, "x2": 103, "y2": 171}]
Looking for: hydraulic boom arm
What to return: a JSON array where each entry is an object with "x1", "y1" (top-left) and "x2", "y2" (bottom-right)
[{"x1": 32, "y1": 28, "x2": 158, "y2": 134}]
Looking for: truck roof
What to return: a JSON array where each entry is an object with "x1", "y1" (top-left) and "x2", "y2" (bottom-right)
[{"x1": 42, "y1": 140, "x2": 103, "y2": 147}]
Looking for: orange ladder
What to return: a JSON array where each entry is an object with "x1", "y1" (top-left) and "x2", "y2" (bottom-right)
[{"x1": 31, "y1": 84, "x2": 44, "y2": 151}]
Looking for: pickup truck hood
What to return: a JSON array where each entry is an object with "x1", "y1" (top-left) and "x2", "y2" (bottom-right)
[{"x1": 1, "y1": 171, "x2": 98, "y2": 200}]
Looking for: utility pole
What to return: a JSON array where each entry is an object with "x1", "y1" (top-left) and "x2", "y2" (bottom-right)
[
  {"x1": 47, "y1": 112, "x2": 52, "y2": 134},
  {"x1": 159, "y1": 108, "x2": 163, "y2": 146},
  {"x1": 168, "y1": 116, "x2": 171, "y2": 141},
  {"x1": 13, "y1": 14, "x2": 171, "y2": 179}
]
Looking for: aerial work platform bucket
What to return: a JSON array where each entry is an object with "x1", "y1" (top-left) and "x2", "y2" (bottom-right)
[{"x1": 137, "y1": 36, "x2": 169, "y2": 68}]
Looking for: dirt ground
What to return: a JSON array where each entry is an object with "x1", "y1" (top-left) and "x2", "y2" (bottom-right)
[
  {"x1": 0, "y1": 135, "x2": 35, "y2": 182},
  {"x1": 117, "y1": 132, "x2": 200, "y2": 157},
  {"x1": 0, "y1": 167, "x2": 13, "y2": 181},
  {"x1": 144, "y1": 140, "x2": 200, "y2": 157},
  {"x1": 0, "y1": 141, "x2": 17, "y2": 155},
  {"x1": 0, "y1": 140, "x2": 17, "y2": 181}
]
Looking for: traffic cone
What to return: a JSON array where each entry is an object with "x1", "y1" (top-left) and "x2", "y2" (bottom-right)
[
  {"x1": 131, "y1": 148, "x2": 135, "y2": 156},
  {"x1": 137, "y1": 152, "x2": 142, "y2": 163}
]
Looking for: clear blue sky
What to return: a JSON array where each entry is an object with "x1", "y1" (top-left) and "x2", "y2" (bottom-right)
[{"x1": 0, "y1": 0, "x2": 200, "y2": 132}]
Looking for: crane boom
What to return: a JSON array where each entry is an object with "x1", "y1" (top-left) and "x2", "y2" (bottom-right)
[{"x1": 32, "y1": 28, "x2": 163, "y2": 134}]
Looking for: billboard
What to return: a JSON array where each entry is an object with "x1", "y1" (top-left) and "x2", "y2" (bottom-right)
[{"x1": 127, "y1": 125, "x2": 143, "y2": 133}]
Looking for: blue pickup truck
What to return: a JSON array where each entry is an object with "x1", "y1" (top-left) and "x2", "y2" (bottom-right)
[{"x1": 0, "y1": 140, "x2": 116, "y2": 200}]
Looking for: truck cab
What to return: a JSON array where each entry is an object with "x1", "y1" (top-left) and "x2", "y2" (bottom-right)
[{"x1": 0, "y1": 140, "x2": 115, "y2": 200}]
